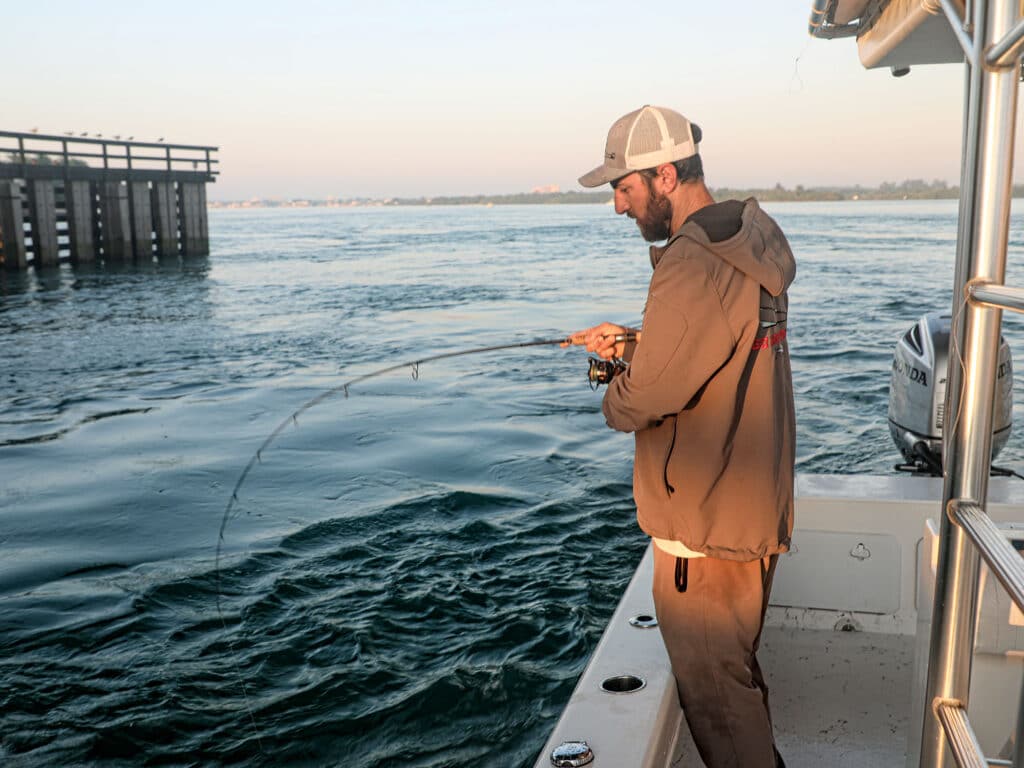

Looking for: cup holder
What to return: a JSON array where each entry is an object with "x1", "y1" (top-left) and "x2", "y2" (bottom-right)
[{"x1": 600, "y1": 674, "x2": 646, "y2": 694}]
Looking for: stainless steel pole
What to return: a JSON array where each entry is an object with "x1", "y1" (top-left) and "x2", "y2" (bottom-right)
[
  {"x1": 919, "y1": 1, "x2": 1022, "y2": 766},
  {"x1": 1014, "y1": 678, "x2": 1024, "y2": 768}
]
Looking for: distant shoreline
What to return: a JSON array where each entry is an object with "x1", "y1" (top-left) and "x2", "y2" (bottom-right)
[{"x1": 208, "y1": 181, "x2": 1024, "y2": 209}]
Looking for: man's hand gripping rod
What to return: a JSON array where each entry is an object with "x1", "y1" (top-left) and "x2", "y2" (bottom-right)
[{"x1": 562, "y1": 331, "x2": 638, "y2": 387}]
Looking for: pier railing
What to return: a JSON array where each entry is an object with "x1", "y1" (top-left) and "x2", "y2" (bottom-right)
[{"x1": 0, "y1": 131, "x2": 218, "y2": 184}]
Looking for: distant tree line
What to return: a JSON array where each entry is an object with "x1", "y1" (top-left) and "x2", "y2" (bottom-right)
[
  {"x1": 713, "y1": 178, "x2": 963, "y2": 202},
  {"x1": 392, "y1": 190, "x2": 610, "y2": 206},
  {"x1": 210, "y1": 179, "x2": 1024, "y2": 209},
  {"x1": 411, "y1": 178, "x2": 1024, "y2": 206},
  {"x1": 398, "y1": 179, "x2": 978, "y2": 206}
]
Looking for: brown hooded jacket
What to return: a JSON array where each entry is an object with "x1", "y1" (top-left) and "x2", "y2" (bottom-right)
[{"x1": 604, "y1": 198, "x2": 796, "y2": 561}]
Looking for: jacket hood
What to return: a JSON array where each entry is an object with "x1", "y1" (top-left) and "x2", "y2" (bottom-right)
[{"x1": 649, "y1": 198, "x2": 796, "y2": 297}]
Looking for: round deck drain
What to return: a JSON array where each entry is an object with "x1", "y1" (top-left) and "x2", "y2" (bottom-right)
[
  {"x1": 600, "y1": 674, "x2": 646, "y2": 694},
  {"x1": 629, "y1": 613, "x2": 658, "y2": 628},
  {"x1": 550, "y1": 740, "x2": 594, "y2": 766}
]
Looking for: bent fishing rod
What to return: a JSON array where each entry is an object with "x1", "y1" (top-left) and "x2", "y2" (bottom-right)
[
  {"x1": 216, "y1": 329, "x2": 638, "y2": 555},
  {"x1": 212, "y1": 329, "x2": 636, "y2": 748}
]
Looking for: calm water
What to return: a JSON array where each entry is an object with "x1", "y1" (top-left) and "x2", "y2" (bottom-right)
[{"x1": 2, "y1": 200, "x2": 1024, "y2": 766}]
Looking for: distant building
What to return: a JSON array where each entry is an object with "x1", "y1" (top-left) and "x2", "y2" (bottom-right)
[{"x1": 530, "y1": 184, "x2": 560, "y2": 194}]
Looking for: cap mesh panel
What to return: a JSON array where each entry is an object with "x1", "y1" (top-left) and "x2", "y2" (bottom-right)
[
  {"x1": 628, "y1": 112, "x2": 664, "y2": 158},
  {"x1": 664, "y1": 112, "x2": 692, "y2": 145}
]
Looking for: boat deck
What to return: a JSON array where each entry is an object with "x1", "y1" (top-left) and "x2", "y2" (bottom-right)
[
  {"x1": 669, "y1": 626, "x2": 915, "y2": 767},
  {"x1": 534, "y1": 478, "x2": 1024, "y2": 768}
]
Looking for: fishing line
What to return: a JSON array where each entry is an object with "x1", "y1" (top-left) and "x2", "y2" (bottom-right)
[
  {"x1": 212, "y1": 332, "x2": 615, "y2": 749},
  {"x1": 215, "y1": 335, "x2": 573, "y2": 558},
  {"x1": 790, "y1": 37, "x2": 812, "y2": 94}
]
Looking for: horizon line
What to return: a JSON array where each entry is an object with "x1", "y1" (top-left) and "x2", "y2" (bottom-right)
[{"x1": 206, "y1": 179, "x2": 982, "y2": 207}]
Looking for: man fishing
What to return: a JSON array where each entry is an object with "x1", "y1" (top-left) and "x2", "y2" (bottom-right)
[{"x1": 568, "y1": 105, "x2": 796, "y2": 768}]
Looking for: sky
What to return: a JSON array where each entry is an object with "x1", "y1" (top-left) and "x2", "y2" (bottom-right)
[{"x1": 5, "y1": 1, "x2": 1002, "y2": 200}]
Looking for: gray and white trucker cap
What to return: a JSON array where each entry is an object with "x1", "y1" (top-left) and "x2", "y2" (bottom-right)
[{"x1": 578, "y1": 105, "x2": 699, "y2": 188}]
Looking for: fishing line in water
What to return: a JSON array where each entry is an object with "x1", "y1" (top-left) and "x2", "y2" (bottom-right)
[
  {"x1": 215, "y1": 334, "x2": 573, "y2": 557},
  {"x1": 212, "y1": 331, "x2": 619, "y2": 749}
]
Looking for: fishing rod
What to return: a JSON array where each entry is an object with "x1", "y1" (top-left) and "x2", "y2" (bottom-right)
[
  {"x1": 212, "y1": 329, "x2": 636, "y2": 749},
  {"x1": 216, "y1": 330, "x2": 637, "y2": 550}
]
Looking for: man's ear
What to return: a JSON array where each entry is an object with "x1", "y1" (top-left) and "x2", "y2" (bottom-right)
[{"x1": 655, "y1": 163, "x2": 678, "y2": 192}]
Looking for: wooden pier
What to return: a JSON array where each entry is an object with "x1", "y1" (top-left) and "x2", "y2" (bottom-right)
[{"x1": 0, "y1": 131, "x2": 218, "y2": 270}]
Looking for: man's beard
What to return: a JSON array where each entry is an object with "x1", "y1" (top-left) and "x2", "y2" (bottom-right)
[{"x1": 634, "y1": 186, "x2": 673, "y2": 242}]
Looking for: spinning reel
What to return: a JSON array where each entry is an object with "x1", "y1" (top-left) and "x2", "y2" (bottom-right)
[
  {"x1": 587, "y1": 357, "x2": 627, "y2": 389},
  {"x1": 583, "y1": 332, "x2": 635, "y2": 389}
]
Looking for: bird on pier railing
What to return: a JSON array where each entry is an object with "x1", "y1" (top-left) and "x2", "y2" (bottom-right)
[
  {"x1": 30, "y1": 128, "x2": 38, "y2": 134},
  {"x1": 114, "y1": 135, "x2": 121, "y2": 140},
  {"x1": 80, "y1": 132, "x2": 88, "y2": 137},
  {"x1": 127, "y1": 136, "x2": 134, "y2": 141},
  {"x1": 157, "y1": 137, "x2": 164, "y2": 142},
  {"x1": 63, "y1": 131, "x2": 73, "y2": 137}
]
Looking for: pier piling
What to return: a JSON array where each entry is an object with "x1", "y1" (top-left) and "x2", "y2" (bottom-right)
[
  {"x1": 0, "y1": 180, "x2": 26, "y2": 271},
  {"x1": 0, "y1": 131, "x2": 218, "y2": 269},
  {"x1": 179, "y1": 182, "x2": 206, "y2": 256},
  {"x1": 129, "y1": 182, "x2": 153, "y2": 259},
  {"x1": 65, "y1": 180, "x2": 96, "y2": 264},
  {"x1": 28, "y1": 180, "x2": 59, "y2": 268},
  {"x1": 151, "y1": 182, "x2": 178, "y2": 257},
  {"x1": 100, "y1": 182, "x2": 133, "y2": 262}
]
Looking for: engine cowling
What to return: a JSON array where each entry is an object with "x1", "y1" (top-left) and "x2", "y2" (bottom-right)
[{"x1": 887, "y1": 313, "x2": 1013, "y2": 473}]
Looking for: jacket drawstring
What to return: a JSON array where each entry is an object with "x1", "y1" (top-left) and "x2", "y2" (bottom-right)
[{"x1": 674, "y1": 557, "x2": 689, "y2": 593}]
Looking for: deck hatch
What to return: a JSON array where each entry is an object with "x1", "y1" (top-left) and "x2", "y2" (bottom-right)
[{"x1": 771, "y1": 530, "x2": 901, "y2": 614}]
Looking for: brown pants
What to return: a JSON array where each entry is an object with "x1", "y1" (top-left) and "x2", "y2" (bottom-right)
[{"x1": 652, "y1": 546, "x2": 779, "y2": 768}]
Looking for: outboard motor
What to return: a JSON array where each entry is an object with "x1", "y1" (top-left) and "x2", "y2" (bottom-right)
[{"x1": 888, "y1": 313, "x2": 1013, "y2": 475}]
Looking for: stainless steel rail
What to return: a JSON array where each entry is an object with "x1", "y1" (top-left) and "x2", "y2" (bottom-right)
[
  {"x1": 940, "y1": 0, "x2": 980, "y2": 65},
  {"x1": 919, "y1": 1, "x2": 1024, "y2": 767},
  {"x1": 808, "y1": 0, "x2": 861, "y2": 38},
  {"x1": 967, "y1": 282, "x2": 1024, "y2": 313},
  {"x1": 948, "y1": 502, "x2": 1024, "y2": 613},
  {"x1": 933, "y1": 703, "x2": 1018, "y2": 767},
  {"x1": 803, "y1": 3, "x2": 1024, "y2": 764},
  {"x1": 935, "y1": 701, "x2": 986, "y2": 768},
  {"x1": 987, "y1": 16, "x2": 1024, "y2": 66}
]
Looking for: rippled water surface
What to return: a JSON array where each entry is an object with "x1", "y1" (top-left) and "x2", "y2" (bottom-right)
[{"x1": 3, "y1": 200, "x2": 1024, "y2": 766}]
